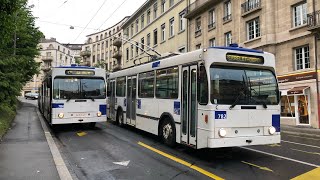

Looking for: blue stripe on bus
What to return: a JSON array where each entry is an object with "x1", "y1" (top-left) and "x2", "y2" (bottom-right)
[
  {"x1": 99, "y1": 104, "x2": 107, "y2": 115},
  {"x1": 272, "y1": 114, "x2": 280, "y2": 132},
  {"x1": 52, "y1": 103, "x2": 64, "y2": 108},
  {"x1": 210, "y1": 46, "x2": 264, "y2": 54}
]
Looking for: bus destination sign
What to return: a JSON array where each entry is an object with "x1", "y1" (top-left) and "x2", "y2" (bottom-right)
[
  {"x1": 226, "y1": 53, "x2": 264, "y2": 64},
  {"x1": 65, "y1": 70, "x2": 95, "y2": 75}
]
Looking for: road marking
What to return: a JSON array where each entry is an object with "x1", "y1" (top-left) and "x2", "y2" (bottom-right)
[
  {"x1": 240, "y1": 147, "x2": 320, "y2": 167},
  {"x1": 113, "y1": 160, "x2": 130, "y2": 166},
  {"x1": 282, "y1": 131, "x2": 320, "y2": 138},
  {"x1": 282, "y1": 140, "x2": 320, "y2": 149},
  {"x1": 138, "y1": 142, "x2": 224, "y2": 180},
  {"x1": 291, "y1": 168, "x2": 320, "y2": 180},
  {"x1": 268, "y1": 144, "x2": 281, "y2": 147},
  {"x1": 241, "y1": 161, "x2": 273, "y2": 172},
  {"x1": 291, "y1": 148, "x2": 320, "y2": 155},
  {"x1": 287, "y1": 135, "x2": 320, "y2": 141},
  {"x1": 77, "y1": 131, "x2": 87, "y2": 137}
]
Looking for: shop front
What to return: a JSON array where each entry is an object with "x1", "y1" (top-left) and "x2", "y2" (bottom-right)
[{"x1": 278, "y1": 71, "x2": 319, "y2": 128}]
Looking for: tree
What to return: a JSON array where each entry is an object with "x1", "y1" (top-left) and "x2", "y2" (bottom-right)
[{"x1": 0, "y1": 0, "x2": 43, "y2": 109}]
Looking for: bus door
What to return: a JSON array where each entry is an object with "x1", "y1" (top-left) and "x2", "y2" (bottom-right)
[
  {"x1": 181, "y1": 65, "x2": 197, "y2": 147},
  {"x1": 126, "y1": 76, "x2": 137, "y2": 125},
  {"x1": 109, "y1": 80, "x2": 116, "y2": 120}
]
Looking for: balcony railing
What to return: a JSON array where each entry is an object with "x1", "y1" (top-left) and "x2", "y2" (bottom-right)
[
  {"x1": 80, "y1": 50, "x2": 91, "y2": 57},
  {"x1": 307, "y1": 10, "x2": 320, "y2": 31},
  {"x1": 41, "y1": 65, "x2": 51, "y2": 72},
  {"x1": 195, "y1": 28, "x2": 202, "y2": 37},
  {"x1": 241, "y1": 0, "x2": 261, "y2": 14},
  {"x1": 113, "y1": 38, "x2": 122, "y2": 47},
  {"x1": 186, "y1": 0, "x2": 214, "y2": 18},
  {"x1": 41, "y1": 56, "x2": 53, "y2": 61},
  {"x1": 223, "y1": 14, "x2": 232, "y2": 22},
  {"x1": 112, "y1": 50, "x2": 122, "y2": 59},
  {"x1": 208, "y1": 22, "x2": 216, "y2": 29}
]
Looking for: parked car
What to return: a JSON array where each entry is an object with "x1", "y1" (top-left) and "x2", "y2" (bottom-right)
[{"x1": 25, "y1": 92, "x2": 39, "y2": 100}]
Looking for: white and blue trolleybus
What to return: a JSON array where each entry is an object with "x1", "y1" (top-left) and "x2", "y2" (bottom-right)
[
  {"x1": 39, "y1": 65, "x2": 107, "y2": 127},
  {"x1": 107, "y1": 45, "x2": 280, "y2": 148}
]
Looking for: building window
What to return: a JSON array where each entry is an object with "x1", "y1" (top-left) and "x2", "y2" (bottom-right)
[
  {"x1": 170, "y1": 0, "x2": 174, "y2": 7},
  {"x1": 281, "y1": 95, "x2": 295, "y2": 117},
  {"x1": 141, "y1": 14, "x2": 145, "y2": 29},
  {"x1": 295, "y1": 46, "x2": 310, "y2": 70},
  {"x1": 223, "y1": 0, "x2": 232, "y2": 22},
  {"x1": 196, "y1": 44, "x2": 201, "y2": 49},
  {"x1": 154, "y1": 3, "x2": 158, "y2": 19},
  {"x1": 131, "y1": 24, "x2": 134, "y2": 36},
  {"x1": 154, "y1": 29, "x2": 158, "y2": 46},
  {"x1": 178, "y1": 46, "x2": 186, "y2": 53},
  {"x1": 136, "y1": 19, "x2": 139, "y2": 33},
  {"x1": 147, "y1": 10, "x2": 151, "y2": 24},
  {"x1": 161, "y1": 24, "x2": 166, "y2": 42},
  {"x1": 101, "y1": 42, "x2": 104, "y2": 50},
  {"x1": 147, "y1": 33, "x2": 151, "y2": 50},
  {"x1": 156, "y1": 67, "x2": 179, "y2": 99},
  {"x1": 139, "y1": 71, "x2": 155, "y2": 98},
  {"x1": 195, "y1": 17, "x2": 201, "y2": 36},
  {"x1": 126, "y1": 28, "x2": 129, "y2": 37},
  {"x1": 169, "y1": 18, "x2": 174, "y2": 37},
  {"x1": 131, "y1": 45, "x2": 134, "y2": 58},
  {"x1": 242, "y1": 0, "x2": 261, "y2": 14},
  {"x1": 293, "y1": 2, "x2": 307, "y2": 27},
  {"x1": 96, "y1": 36, "x2": 98, "y2": 42},
  {"x1": 161, "y1": 0, "x2": 166, "y2": 13},
  {"x1": 179, "y1": 10, "x2": 186, "y2": 31},
  {"x1": 136, "y1": 42, "x2": 139, "y2": 56},
  {"x1": 208, "y1": 9, "x2": 216, "y2": 29},
  {"x1": 247, "y1": 17, "x2": 260, "y2": 40},
  {"x1": 209, "y1": 38, "x2": 216, "y2": 47},
  {"x1": 93, "y1": 44, "x2": 96, "y2": 52},
  {"x1": 141, "y1": 37, "x2": 145, "y2": 53},
  {"x1": 106, "y1": 40, "x2": 108, "y2": 48},
  {"x1": 126, "y1": 48, "x2": 129, "y2": 61},
  {"x1": 225, "y1": 32, "x2": 232, "y2": 46}
]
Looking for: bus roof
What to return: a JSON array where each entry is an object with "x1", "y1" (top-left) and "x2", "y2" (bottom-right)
[{"x1": 55, "y1": 65, "x2": 95, "y2": 69}]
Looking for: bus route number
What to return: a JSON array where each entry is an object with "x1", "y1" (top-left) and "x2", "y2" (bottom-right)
[{"x1": 215, "y1": 111, "x2": 227, "y2": 120}]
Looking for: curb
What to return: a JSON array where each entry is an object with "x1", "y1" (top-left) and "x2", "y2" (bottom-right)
[{"x1": 36, "y1": 109, "x2": 73, "y2": 180}]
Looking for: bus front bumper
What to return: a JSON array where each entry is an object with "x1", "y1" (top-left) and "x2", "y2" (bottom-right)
[
  {"x1": 52, "y1": 117, "x2": 107, "y2": 124},
  {"x1": 208, "y1": 134, "x2": 280, "y2": 148}
]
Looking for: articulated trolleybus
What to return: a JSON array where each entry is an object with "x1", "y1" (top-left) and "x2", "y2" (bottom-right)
[
  {"x1": 107, "y1": 45, "x2": 280, "y2": 149},
  {"x1": 39, "y1": 65, "x2": 107, "y2": 127}
]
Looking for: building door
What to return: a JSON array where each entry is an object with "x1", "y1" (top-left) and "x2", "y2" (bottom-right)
[
  {"x1": 126, "y1": 76, "x2": 137, "y2": 125},
  {"x1": 181, "y1": 65, "x2": 197, "y2": 147}
]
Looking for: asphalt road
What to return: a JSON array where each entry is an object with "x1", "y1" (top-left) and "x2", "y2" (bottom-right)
[{"x1": 19, "y1": 98, "x2": 320, "y2": 180}]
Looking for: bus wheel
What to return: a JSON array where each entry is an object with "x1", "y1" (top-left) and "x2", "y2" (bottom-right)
[
  {"x1": 117, "y1": 110, "x2": 124, "y2": 126},
  {"x1": 160, "y1": 118, "x2": 176, "y2": 147}
]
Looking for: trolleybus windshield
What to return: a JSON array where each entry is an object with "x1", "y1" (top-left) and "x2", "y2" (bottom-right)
[
  {"x1": 210, "y1": 65, "x2": 279, "y2": 106},
  {"x1": 53, "y1": 77, "x2": 106, "y2": 100}
]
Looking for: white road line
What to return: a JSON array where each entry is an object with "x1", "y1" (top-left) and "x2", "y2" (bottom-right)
[
  {"x1": 240, "y1": 147, "x2": 320, "y2": 168},
  {"x1": 36, "y1": 110, "x2": 73, "y2": 180},
  {"x1": 282, "y1": 131, "x2": 320, "y2": 138},
  {"x1": 282, "y1": 140, "x2": 320, "y2": 149}
]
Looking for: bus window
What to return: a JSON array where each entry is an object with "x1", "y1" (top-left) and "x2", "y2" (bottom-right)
[
  {"x1": 197, "y1": 64, "x2": 208, "y2": 105},
  {"x1": 116, "y1": 77, "x2": 126, "y2": 97},
  {"x1": 156, "y1": 67, "x2": 179, "y2": 99},
  {"x1": 139, "y1": 71, "x2": 154, "y2": 98}
]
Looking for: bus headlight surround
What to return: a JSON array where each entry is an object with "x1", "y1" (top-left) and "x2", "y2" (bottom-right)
[
  {"x1": 97, "y1": 111, "x2": 102, "y2": 117},
  {"x1": 58, "y1": 113, "x2": 64, "y2": 119},
  {"x1": 268, "y1": 126, "x2": 276, "y2": 135},
  {"x1": 218, "y1": 128, "x2": 227, "y2": 137}
]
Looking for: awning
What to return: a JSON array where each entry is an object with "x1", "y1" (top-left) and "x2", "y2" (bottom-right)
[{"x1": 287, "y1": 86, "x2": 309, "y2": 96}]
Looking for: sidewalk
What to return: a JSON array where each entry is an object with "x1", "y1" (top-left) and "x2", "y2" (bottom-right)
[
  {"x1": 0, "y1": 101, "x2": 60, "y2": 180},
  {"x1": 281, "y1": 124, "x2": 320, "y2": 137}
]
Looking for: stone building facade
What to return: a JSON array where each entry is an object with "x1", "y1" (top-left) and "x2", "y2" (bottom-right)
[
  {"x1": 81, "y1": 17, "x2": 129, "y2": 72},
  {"x1": 121, "y1": 0, "x2": 189, "y2": 68},
  {"x1": 185, "y1": 0, "x2": 320, "y2": 128}
]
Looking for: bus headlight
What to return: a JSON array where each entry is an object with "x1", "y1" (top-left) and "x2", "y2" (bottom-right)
[
  {"x1": 58, "y1": 113, "x2": 64, "y2": 119},
  {"x1": 218, "y1": 128, "x2": 227, "y2": 137},
  {"x1": 268, "y1": 126, "x2": 276, "y2": 135},
  {"x1": 97, "y1": 111, "x2": 102, "y2": 117}
]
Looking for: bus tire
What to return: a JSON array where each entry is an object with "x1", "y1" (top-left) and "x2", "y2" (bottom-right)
[
  {"x1": 160, "y1": 118, "x2": 176, "y2": 147},
  {"x1": 116, "y1": 109, "x2": 124, "y2": 127}
]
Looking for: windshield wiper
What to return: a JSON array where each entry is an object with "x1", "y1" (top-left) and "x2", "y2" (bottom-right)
[
  {"x1": 66, "y1": 97, "x2": 72, "y2": 102},
  {"x1": 229, "y1": 91, "x2": 245, "y2": 110},
  {"x1": 88, "y1": 96, "x2": 95, "y2": 102}
]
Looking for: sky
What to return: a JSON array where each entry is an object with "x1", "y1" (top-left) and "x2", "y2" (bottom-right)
[{"x1": 27, "y1": 0, "x2": 147, "y2": 44}]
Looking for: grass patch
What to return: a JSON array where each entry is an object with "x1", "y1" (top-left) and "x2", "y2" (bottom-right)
[{"x1": 0, "y1": 104, "x2": 17, "y2": 139}]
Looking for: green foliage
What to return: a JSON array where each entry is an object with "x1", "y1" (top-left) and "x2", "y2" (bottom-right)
[
  {"x1": 0, "y1": 0, "x2": 43, "y2": 108},
  {"x1": 0, "y1": 104, "x2": 15, "y2": 138},
  {"x1": 94, "y1": 60, "x2": 106, "y2": 69}
]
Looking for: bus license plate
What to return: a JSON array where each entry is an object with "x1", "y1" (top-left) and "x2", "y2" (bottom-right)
[{"x1": 75, "y1": 113, "x2": 87, "y2": 117}]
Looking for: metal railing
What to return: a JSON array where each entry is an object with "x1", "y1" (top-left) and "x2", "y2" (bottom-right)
[
  {"x1": 307, "y1": 10, "x2": 320, "y2": 30},
  {"x1": 223, "y1": 14, "x2": 232, "y2": 22},
  {"x1": 241, "y1": 0, "x2": 261, "y2": 14},
  {"x1": 208, "y1": 22, "x2": 216, "y2": 29},
  {"x1": 41, "y1": 56, "x2": 53, "y2": 61}
]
